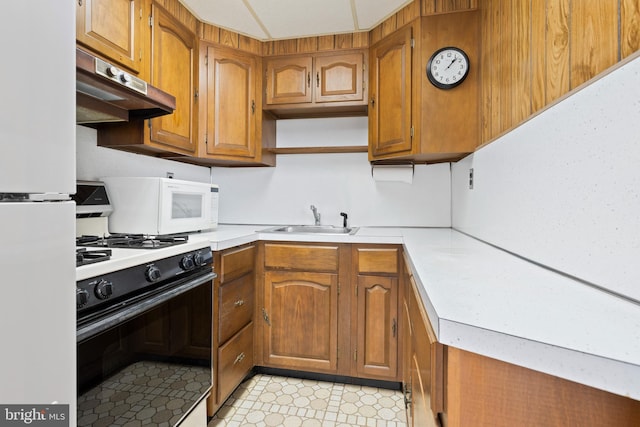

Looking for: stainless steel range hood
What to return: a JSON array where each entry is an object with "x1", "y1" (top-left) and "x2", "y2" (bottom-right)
[{"x1": 76, "y1": 48, "x2": 175, "y2": 125}]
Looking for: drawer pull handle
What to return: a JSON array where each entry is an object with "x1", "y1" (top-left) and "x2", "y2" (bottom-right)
[
  {"x1": 234, "y1": 352, "x2": 245, "y2": 365},
  {"x1": 392, "y1": 318, "x2": 397, "y2": 338},
  {"x1": 234, "y1": 299, "x2": 245, "y2": 307},
  {"x1": 262, "y1": 308, "x2": 271, "y2": 326}
]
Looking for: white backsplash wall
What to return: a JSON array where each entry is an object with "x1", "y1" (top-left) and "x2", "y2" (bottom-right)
[
  {"x1": 76, "y1": 125, "x2": 210, "y2": 183},
  {"x1": 452, "y1": 53, "x2": 640, "y2": 302},
  {"x1": 211, "y1": 117, "x2": 451, "y2": 227}
]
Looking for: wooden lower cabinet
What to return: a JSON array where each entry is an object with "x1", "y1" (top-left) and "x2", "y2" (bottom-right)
[
  {"x1": 217, "y1": 322, "x2": 253, "y2": 402},
  {"x1": 257, "y1": 242, "x2": 402, "y2": 381},
  {"x1": 262, "y1": 270, "x2": 339, "y2": 372},
  {"x1": 444, "y1": 348, "x2": 640, "y2": 427},
  {"x1": 402, "y1": 257, "x2": 444, "y2": 427},
  {"x1": 207, "y1": 244, "x2": 255, "y2": 415},
  {"x1": 353, "y1": 245, "x2": 401, "y2": 381}
]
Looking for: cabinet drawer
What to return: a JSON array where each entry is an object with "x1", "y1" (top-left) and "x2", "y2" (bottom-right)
[
  {"x1": 355, "y1": 246, "x2": 399, "y2": 274},
  {"x1": 219, "y1": 274, "x2": 254, "y2": 344},
  {"x1": 218, "y1": 322, "x2": 253, "y2": 402},
  {"x1": 264, "y1": 243, "x2": 339, "y2": 272},
  {"x1": 220, "y1": 244, "x2": 255, "y2": 283}
]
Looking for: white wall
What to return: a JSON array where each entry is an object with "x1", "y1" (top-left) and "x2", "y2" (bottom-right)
[
  {"x1": 452, "y1": 54, "x2": 640, "y2": 302},
  {"x1": 211, "y1": 117, "x2": 452, "y2": 227},
  {"x1": 76, "y1": 125, "x2": 210, "y2": 183},
  {"x1": 77, "y1": 118, "x2": 451, "y2": 228}
]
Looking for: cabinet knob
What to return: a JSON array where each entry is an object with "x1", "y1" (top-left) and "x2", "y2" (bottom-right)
[
  {"x1": 370, "y1": 96, "x2": 375, "y2": 107},
  {"x1": 307, "y1": 72, "x2": 311, "y2": 87},
  {"x1": 234, "y1": 299, "x2": 245, "y2": 307}
]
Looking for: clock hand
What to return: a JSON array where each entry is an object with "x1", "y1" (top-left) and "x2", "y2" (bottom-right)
[{"x1": 446, "y1": 56, "x2": 457, "y2": 70}]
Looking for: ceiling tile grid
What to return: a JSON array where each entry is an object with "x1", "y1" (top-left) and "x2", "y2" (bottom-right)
[{"x1": 179, "y1": 0, "x2": 414, "y2": 41}]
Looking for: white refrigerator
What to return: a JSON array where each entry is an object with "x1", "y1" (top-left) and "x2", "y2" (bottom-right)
[{"x1": 0, "y1": 1, "x2": 76, "y2": 424}]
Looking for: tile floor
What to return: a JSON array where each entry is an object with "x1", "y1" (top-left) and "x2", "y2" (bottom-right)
[{"x1": 208, "y1": 374, "x2": 407, "y2": 427}]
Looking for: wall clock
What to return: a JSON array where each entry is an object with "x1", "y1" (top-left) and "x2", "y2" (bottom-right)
[{"x1": 426, "y1": 46, "x2": 470, "y2": 90}]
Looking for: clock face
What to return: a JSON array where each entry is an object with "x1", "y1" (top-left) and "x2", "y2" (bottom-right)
[{"x1": 426, "y1": 47, "x2": 470, "y2": 89}]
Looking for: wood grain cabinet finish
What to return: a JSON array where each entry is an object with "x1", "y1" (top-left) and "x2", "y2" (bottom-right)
[
  {"x1": 355, "y1": 275, "x2": 398, "y2": 380},
  {"x1": 96, "y1": 2, "x2": 198, "y2": 158},
  {"x1": 264, "y1": 51, "x2": 368, "y2": 117},
  {"x1": 368, "y1": 24, "x2": 414, "y2": 159},
  {"x1": 353, "y1": 245, "x2": 402, "y2": 381},
  {"x1": 262, "y1": 270, "x2": 339, "y2": 373},
  {"x1": 402, "y1": 254, "x2": 444, "y2": 427},
  {"x1": 147, "y1": 2, "x2": 197, "y2": 155},
  {"x1": 198, "y1": 44, "x2": 276, "y2": 166},
  {"x1": 217, "y1": 322, "x2": 254, "y2": 403},
  {"x1": 369, "y1": 11, "x2": 480, "y2": 163},
  {"x1": 76, "y1": 0, "x2": 143, "y2": 74},
  {"x1": 208, "y1": 244, "x2": 255, "y2": 415}
]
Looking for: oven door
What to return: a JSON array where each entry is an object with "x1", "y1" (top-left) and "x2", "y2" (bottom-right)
[{"x1": 77, "y1": 272, "x2": 213, "y2": 427}]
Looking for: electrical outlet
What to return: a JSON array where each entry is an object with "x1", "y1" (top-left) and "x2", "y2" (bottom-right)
[
  {"x1": 166, "y1": 172, "x2": 174, "y2": 179},
  {"x1": 469, "y1": 168, "x2": 474, "y2": 189}
]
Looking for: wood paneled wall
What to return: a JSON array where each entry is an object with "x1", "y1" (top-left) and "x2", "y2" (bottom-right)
[{"x1": 479, "y1": 0, "x2": 640, "y2": 145}]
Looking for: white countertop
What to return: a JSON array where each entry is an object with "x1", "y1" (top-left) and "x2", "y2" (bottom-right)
[{"x1": 78, "y1": 225, "x2": 640, "y2": 400}]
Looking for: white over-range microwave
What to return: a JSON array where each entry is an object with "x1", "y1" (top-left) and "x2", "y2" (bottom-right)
[{"x1": 102, "y1": 177, "x2": 219, "y2": 235}]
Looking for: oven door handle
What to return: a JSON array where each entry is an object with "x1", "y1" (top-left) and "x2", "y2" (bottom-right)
[{"x1": 77, "y1": 271, "x2": 216, "y2": 342}]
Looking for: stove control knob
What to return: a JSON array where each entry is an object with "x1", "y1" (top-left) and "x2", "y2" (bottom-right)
[
  {"x1": 76, "y1": 289, "x2": 89, "y2": 309},
  {"x1": 145, "y1": 265, "x2": 162, "y2": 282},
  {"x1": 180, "y1": 255, "x2": 195, "y2": 271},
  {"x1": 106, "y1": 66, "x2": 119, "y2": 77},
  {"x1": 94, "y1": 279, "x2": 113, "y2": 300},
  {"x1": 193, "y1": 251, "x2": 205, "y2": 267},
  {"x1": 119, "y1": 72, "x2": 132, "y2": 84}
]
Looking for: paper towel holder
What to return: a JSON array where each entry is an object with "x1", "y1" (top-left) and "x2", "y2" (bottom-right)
[{"x1": 370, "y1": 163, "x2": 415, "y2": 177}]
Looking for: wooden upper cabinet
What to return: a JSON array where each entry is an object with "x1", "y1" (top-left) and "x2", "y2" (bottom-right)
[
  {"x1": 369, "y1": 12, "x2": 480, "y2": 164},
  {"x1": 265, "y1": 56, "x2": 313, "y2": 105},
  {"x1": 147, "y1": 3, "x2": 197, "y2": 155},
  {"x1": 76, "y1": 0, "x2": 143, "y2": 74},
  {"x1": 199, "y1": 45, "x2": 275, "y2": 166},
  {"x1": 369, "y1": 24, "x2": 414, "y2": 160},
  {"x1": 315, "y1": 52, "x2": 365, "y2": 103},
  {"x1": 264, "y1": 50, "x2": 368, "y2": 117}
]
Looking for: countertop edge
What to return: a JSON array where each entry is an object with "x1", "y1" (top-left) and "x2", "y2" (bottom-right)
[{"x1": 198, "y1": 225, "x2": 640, "y2": 400}]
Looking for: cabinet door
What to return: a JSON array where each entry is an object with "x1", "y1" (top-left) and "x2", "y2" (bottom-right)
[
  {"x1": 265, "y1": 56, "x2": 313, "y2": 105},
  {"x1": 355, "y1": 275, "x2": 398, "y2": 380},
  {"x1": 148, "y1": 3, "x2": 197, "y2": 154},
  {"x1": 76, "y1": 0, "x2": 142, "y2": 74},
  {"x1": 315, "y1": 52, "x2": 365, "y2": 103},
  {"x1": 262, "y1": 270, "x2": 338, "y2": 373},
  {"x1": 409, "y1": 275, "x2": 444, "y2": 425},
  {"x1": 202, "y1": 46, "x2": 257, "y2": 159},
  {"x1": 369, "y1": 25, "x2": 413, "y2": 159}
]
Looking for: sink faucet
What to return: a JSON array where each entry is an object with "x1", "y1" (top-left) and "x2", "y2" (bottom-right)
[{"x1": 310, "y1": 205, "x2": 321, "y2": 225}]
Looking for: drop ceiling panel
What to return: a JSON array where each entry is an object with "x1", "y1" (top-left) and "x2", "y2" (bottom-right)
[
  {"x1": 246, "y1": 0, "x2": 355, "y2": 40},
  {"x1": 180, "y1": 0, "x2": 267, "y2": 39},
  {"x1": 180, "y1": 0, "x2": 414, "y2": 41},
  {"x1": 353, "y1": 0, "x2": 413, "y2": 28}
]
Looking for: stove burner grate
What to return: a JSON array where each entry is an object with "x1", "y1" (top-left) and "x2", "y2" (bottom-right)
[
  {"x1": 76, "y1": 234, "x2": 188, "y2": 249},
  {"x1": 76, "y1": 248, "x2": 112, "y2": 267}
]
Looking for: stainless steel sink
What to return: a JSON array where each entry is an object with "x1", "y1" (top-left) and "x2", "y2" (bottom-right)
[{"x1": 261, "y1": 225, "x2": 359, "y2": 235}]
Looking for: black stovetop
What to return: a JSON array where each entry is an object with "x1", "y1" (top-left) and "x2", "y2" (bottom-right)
[{"x1": 76, "y1": 234, "x2": 188, "y2": 250}]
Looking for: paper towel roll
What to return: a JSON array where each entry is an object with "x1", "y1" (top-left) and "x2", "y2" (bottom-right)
[{"x1": 371, "y1": 165, "x2": 414, "y2": 184}]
